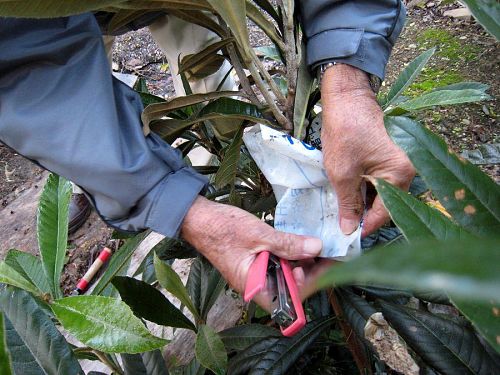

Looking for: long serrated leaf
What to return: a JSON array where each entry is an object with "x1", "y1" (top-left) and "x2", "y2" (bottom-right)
[
  {"x1": 0, "y1": 312, "x2": 13, "y2": 375},
  {"x1": 116, "y1": 0, "x2": 212, "y2": 12},
  {"x1": 121, "y1": 349, "x2": 168, "y2": 375},
  {"x1": 0, "y1": 262, "x2": 40, "y2": 296},
  {"x1": 154, "y1": 253, "x2": 199, "y2": 320},
  {"x1": 219, "y1": 324, "x2": 281, "y2": 351},
  {"x1": 37, "y1": 173, "x2": 72, "y2": 299},
  {"x1": 319, "y1": 237, "x2": 500, "y2": 302},
  {"x1": 208, "y1": 0, "x2": 251, "y2": 62},
  {"x1": 179, "y1": 38, "x2": 235, "y2": 74},
  {"x1": 337, "y1": 288, "x2": 377, "y2": 340},
  {"x1": 0, "y1": 287, "x2": 84, "y2": 374},
  {"x1": 215, "y1": 126, "x2": 244, "y2": 188},
  {"x1": 200, "y1": 259, "x2": 227, "y2": 321},
  {"x1": 434, "y1": 82, "x2": 490, "y2": 92},
  {"x1": 393, "y1": 89, "x2": 491, "y2": 113},
  {"x1": 249, "y1": 316, "x2": 336, "y2": 375},
  {"x1": 5, "y1": 250, "x2": 51, "y2": 295},
  {"x1": 371, "y1": 178, "x2": 471, "y2": 241},
  {"x1": 380, "y1": 301, "x2": 499, "y2": 374},
  {"x1": 151, "y1": 98, "x2": 269, "y2": 141},
  {"x1": 383, "y1": 48, "x2": 435, "y2": 109},
  {"x1": 142, "y1": 91, "x2": 239, "y2": 127},
  {"x1": 0, "y1": 0, "x2": 126, "y2": 17},
  {"x1": 227, "y1": 337, "x2": 280, "y2": 375},
  {"x1": 52, "y1": 295, "x2": 168, "y2": 353},
  {"x1": 108, "y1": 9, "x2": 145, "y2": 33},
  {"x1": 246, "y1": 0, "x2": 285, "y2": 52},
  {"x1": 167, "y1": 9, "x2": 226, "y2": 37},
  {"x1": 293, "y1": 40, "x2": 315, "y2": 139},
  {"x1": 451, "y1": 299, "x2": 500, "y2": 352},
  {"x1": 91, "y1": 230, "x2": 149, "y2": 295},
  {"x1": 195, "y1": 325, "x2": 227, "y2": 375},
  {"x1": 112, "y1": 276, "x2": 196, "y2": 331},
  {"x1": 460, "y1": 0, "x2": 500, "y2": 40},
  {"x1": 187, "y1": 257, "x2": 203, "y2": 315},
  {"x1": 386, "y1": 116, "x2": 500, "y2": 236}
]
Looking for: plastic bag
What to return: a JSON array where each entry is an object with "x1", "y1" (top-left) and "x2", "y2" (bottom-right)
[{"x1": 243, "y1": 124, "x2": 361, "y2": 259}]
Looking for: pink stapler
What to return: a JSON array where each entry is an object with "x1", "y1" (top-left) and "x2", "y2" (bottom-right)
[{"x1": 244, "y1": 251, "x2": 306, "y2": 336}]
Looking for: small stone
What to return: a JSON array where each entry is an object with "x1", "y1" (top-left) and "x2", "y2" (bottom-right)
[
  {"x1": 443, "y1": 8, "x2": 472, "y2": 20},
  {"x1": 461, "y1": 119, "x2": 471, "y2": 126},
  {"x1": 426, "y1": 2, "x2": 435, "y2": 7},
  {"x1": 409, "y1": 44, "x2": 417, "y2": 49}
]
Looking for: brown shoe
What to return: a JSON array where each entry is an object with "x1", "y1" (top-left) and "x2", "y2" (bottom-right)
[{"x1": 68, "y1": 193, "x2": 92, "y2": 235}]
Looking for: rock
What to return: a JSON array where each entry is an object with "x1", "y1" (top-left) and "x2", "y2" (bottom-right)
[
  {"x1": 408, "y1": 43, "x2": 417, "y2": 49},
  {"x1": 443, "y1": 7, "x2": 472, "y2": 21}
]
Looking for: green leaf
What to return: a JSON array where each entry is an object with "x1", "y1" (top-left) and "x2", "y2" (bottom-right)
[
  {"x1": 293, "y1": 40, "x2": 316, "y2": 139},
  {"x1": 451, "y1": 299, "x2": 500, "y2": 353},
  {"x1": 319, "y1": 237, "x2": 500, "y2": 303},
  {"x1": 154, "y1": 254, "x2": 199, "y2": 320},
  {"x1": 383, "y1": 48, "x2": 435, "y2": 109},
  {"x1": 151, "y1": 97, "x2": 268, "y2": 142},
  {"x1": 179, "y1": 38, "x2": 234, "y2": 74},
  {"x1": 121, "y1": 349, "x2": 168, "y2": 375},
  {"x1": 249, "y1": 316, "x2": 336, "y2": 374},
  {"x1": 434, "y1": 82, "x2": 490, "y2": 92},
  {"x1": 215, "y1": 126, "x2": 244, "y2": 188},
  {"x1": 246, "y1": 0, "x2": 285, "y2": 52},
  {"x1": 460, "y1": 0, "x2": 500, "y2": 40},
  {"x1": 51, "y1": 295, "x2": 168, "y2": 353},
  {"x1": 0, "y1": 312, "x2": 13, "y2": 375},
  {"x1": 0, "y1": 0, "x2": 126, "y2": 17},
  {"x1": 112, "y1": 276, "x2": 196, "y2": 331},
  {"x1": 187, "y1": 257, "x2": 227, "y2": 321},
  {"x1": 142, "y1": 91, "x2": 239, "y2": 127},
  {"x1": 116, "y1": 0, "x2": 212, "y2": 12},
  {"x1": 0, "y1": 287, "x2": 84, "y2": 374},
  {"x1": 108, "y1": 9, "x2": 146, "y2": 33},
  {"x1": 195, "y1": 325, "x2": 227, "y2": 375},
  {"x1": 386, "y1": 116, "x2": 500, "y2": 236},
  {"x1": 207, "y1": 0, "x2": 251, "y2": 62},
  {"x1": 91, "y1": 230, "x2": 149, "y2": 295},
  {"x1": 167, "y1": 9, "x2": 227, "y2": 37},
  {"x1": 153, "y1": 237, "x2": 199, "y2": 261},
  {"x1": 5, "y1": 249, "x2": 51, "y2": 295},
  {"x1": 219, "y1": 324, "x2": 281, "y2": 351},
  {"x1": 337, "y1": 288, "x2": 377, "y2": 340},
  {"x1": 254, "y1": 45, "x2": 282, "y2": 62},
  {"x1": 0, "y1": 262, "x2": 40, "y2": 296},
  {"x1": 380, "y1": 301, "x2": 500, "y2": 373},
  {"x1": 371, "y1": 178, "x2": 471, "y2": 241},
  {"x1": 227, "y1": 337, "x2": 280, "y2": 375},
  {"x1": 390, "y1": 89, "x2": 491, "y2": 113},
  {"x1": 37, "y1": 173, "x2": 72, "y2": 299}
]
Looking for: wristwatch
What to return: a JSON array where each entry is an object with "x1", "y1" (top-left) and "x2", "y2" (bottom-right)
[{"x1": 318, "y1": 62, "x2": 382, "y2": 93}]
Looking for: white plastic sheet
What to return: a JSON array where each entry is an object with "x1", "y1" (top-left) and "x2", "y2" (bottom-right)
[{"x1": 243, "y1": 124, "x2": 361, "y2": 259}]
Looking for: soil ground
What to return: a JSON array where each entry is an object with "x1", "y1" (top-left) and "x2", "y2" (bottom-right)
[{"x1": 0, "y1": 3, "x2": 498, "y2": 290}]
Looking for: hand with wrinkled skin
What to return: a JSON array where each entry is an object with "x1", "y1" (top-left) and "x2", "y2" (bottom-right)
[
  {"x1": 321, "y1": 63, "x2": 415, "y2": 237},
  {"x1": 180, "y1": 196, "x2": 324, "y2": 310}
]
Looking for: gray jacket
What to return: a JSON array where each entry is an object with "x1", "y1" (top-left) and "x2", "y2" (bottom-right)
[{"x1": 0, "y1": 1, "x2": 405, "y2": 238}]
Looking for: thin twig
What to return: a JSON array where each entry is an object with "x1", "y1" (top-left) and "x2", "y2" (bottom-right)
[
  {"x1": 93, "y1": 350, "x2": 124, "y2": 375},
  {"x1": 281, "y1": 0, "x2": 298, "y2": 126},
  {"x1": 249, "y1": 62, "x2": 291, "y2": 129},
  {"x1": 249, "y1": 48, "x2": 287, "y2": 106},
  {"x1": 226, "y1": 43, "x2": 262, "y2": 106},
  {"x1": 328, "y1": 289, "x2": 373, "y2": 375}
]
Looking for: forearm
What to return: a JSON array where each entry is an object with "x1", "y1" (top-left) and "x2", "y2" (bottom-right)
[{"x1": 0, "y1": 14, "x2": 207, "y2": 237}]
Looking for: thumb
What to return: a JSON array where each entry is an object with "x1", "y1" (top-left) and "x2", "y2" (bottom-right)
[
  {"x1": 334, "y1": 176, "x2": 364, "y2": 235},
  {"x1": 361, "y1": 196, "x2": 389, "y2": 238},
  {"x1": 266, "y1": 231, "x2": 322, "y2": 260}
]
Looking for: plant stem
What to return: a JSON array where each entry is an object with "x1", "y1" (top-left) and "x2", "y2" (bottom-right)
[
  {"x1": 328, "y1": 289, "x2": 373, "y2": 375},
  {"x1": 249, "y1": 48, "x2": 287, "y2": 106},
  {"x1": 281, "y1": 0, "x2": 298, "y2": 127},
  {"x1": 93, "y1": 350, "x2": 124, "y2": 375},
  {"x1": 248, "y1": 62, "x2": 291, "y2": 130}
]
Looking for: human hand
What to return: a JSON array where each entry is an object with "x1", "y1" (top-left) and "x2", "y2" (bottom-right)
[
  {"x1": 180, "y1": 196, "x2": 324, "y2": 310},
  {"x1": 321, "y1": 64, "x2": 415, "y2": 237}
]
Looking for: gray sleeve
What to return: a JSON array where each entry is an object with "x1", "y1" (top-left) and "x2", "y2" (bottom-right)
[
  {"x1": 298, "y1": 0, "x2": 406, "y2": 79},
  {"x1": 0, "y1": 14, "x2": 208, "y2": 237}
]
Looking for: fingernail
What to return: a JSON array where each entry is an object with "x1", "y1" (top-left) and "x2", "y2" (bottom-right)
[
  {"x1": 303, "y1": 238, "x2": 322, "y2": 256},
  {"x1": 340, "y1": 218, "x2": 359, "y2": 235}
]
